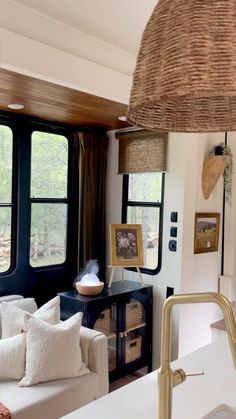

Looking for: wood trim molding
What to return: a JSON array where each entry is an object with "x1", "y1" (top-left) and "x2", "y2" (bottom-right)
[{"x1": 0, "y1": 68, "x2": 130, "y2": 130}]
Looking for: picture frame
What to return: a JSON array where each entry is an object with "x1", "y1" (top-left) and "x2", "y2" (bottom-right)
[
  {"x1": 194, "y1": 212, "x2": 220, "y2": 254},
  {"x1": 110, "y1": 224, "x2": 144, "y2": 267}
]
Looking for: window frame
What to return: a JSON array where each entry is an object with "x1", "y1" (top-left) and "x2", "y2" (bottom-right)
[
  {"x1": 29, "y1": 129, "x2": 70, "y2": 268},
  {"x1": 0, "y1": 118, "x2": 18, "y2": 274},
  {"x1": 0, "y1": 114, "x2": 79, "y2": 292},
  {"x1": 121, "y1": 173, "x2": 165, "y2": 275}
]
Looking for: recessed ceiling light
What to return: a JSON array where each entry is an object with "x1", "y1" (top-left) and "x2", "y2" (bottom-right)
[
  {"x1": 118, "y1": 116, "x2": 127, "y2": 121},
  {"x1": 8, "y1": 103, "x2": 24, "y2": 110}
]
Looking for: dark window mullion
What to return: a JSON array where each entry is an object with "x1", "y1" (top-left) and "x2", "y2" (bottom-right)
[
  {"x1": 127, "y1": 201, "x2": 161, "y2": 208},
  {"x1": 0, "y1": 203, "x2": 14, "y2": 207},
  {"x1": 30, "y1": 198, "x2": 68, "y2": 204},
  {"x1": 17, "y1": 123, "x2": 31, "y2": 269}
]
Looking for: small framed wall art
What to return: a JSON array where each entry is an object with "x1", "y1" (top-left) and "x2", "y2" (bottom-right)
[
  {"x1": 110, "y1": 224, "x2": 144, "y2": 266},
  {"x1": 194, "y1": 212, "x2": 220, "y2": 254}
]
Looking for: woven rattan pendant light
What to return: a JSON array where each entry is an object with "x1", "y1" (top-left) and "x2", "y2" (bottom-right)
[{"x1": 127, "y1": 0, "x2": 236, "y2": 132}]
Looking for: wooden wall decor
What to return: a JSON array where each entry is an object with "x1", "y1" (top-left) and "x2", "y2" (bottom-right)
[{"x1": 202, "y1": 154, "x2": 232, "y2": 199}]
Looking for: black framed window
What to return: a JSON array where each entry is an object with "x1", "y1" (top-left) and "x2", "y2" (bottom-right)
[
  {"x1": 0, "y1": 114, "x2": 78, "y2": 303},
  {"x1": 0, "y1": 124, "x2": 13, "y2": 273},
  {"x1": 30, "y1": 131, "x2": 69, "y2": 267},
  {"x1": 122, "y1": 172, "x2": 165, "y2": 275}
]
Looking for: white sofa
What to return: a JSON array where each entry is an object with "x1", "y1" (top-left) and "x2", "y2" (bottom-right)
[{"x1": 0, "y1": 297, "x2": 109, "y2": 419}]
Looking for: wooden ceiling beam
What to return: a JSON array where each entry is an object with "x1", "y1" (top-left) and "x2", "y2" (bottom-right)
[{"x1": 0, "y1": 68, "x2": 130, "y2": 130}]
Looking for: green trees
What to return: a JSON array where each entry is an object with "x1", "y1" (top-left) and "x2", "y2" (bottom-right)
[
  {"x1": 0, "y1": 126, "x2": 69, "y2": 271},
  {"x1": 30, "y1": 131, "x2": 68, "y2": 267},
  {"x1": 0, "y1": 125, "x2": 12, "y2": 272},
  {"x1": 126, "y1": 173, "x2": 163, "y2": 270}
]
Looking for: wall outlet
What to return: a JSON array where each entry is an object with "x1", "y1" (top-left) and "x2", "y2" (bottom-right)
[{"x1": 169, "y1": 240, "x2": 177, "y2": 252}]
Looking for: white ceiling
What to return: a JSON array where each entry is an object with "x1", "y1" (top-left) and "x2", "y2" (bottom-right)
[{"x1": 11, "y1": 0, "x2": 157, "y2": 55}]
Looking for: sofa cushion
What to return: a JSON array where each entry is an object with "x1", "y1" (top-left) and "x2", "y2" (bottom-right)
[
  {"x1": 7, "y1": 297, "x2": 38, "y2": 313},
  {"x1": 0, "y1": 295, "x2": 23, "y2": 303},
  {"x1": 20, "y1": 312, "x2": 88, "y2": 386},
  {"x1": 1, "y1": 296, "x2": 60, "y2": 338},
  {"x1": 0, "y1": 333, "x2": 25, "y2": 380},
  {"x1": 0, "y1": 298, "x2": 37, "y2": 338},
  {"x1": 0, "y1": 372, "x2": 98, "y2": 419}
]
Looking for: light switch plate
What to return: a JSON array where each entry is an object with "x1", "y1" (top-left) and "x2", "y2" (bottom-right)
[{"x1": 170, "y1": 212, "x2": 178, "y2": 223}]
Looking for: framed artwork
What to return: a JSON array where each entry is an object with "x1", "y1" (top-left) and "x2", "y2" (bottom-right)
[
  {"x1": 110, "y1": 224, "x2": 144, "y2": 266},
  {"x1": 194, "y1": 212, "x2": 220, "y2": 254}
]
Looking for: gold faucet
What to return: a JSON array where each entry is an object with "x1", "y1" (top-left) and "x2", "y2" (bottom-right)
[{"x1": 157, "y1": 292, "x2": 236, "y2": 419}]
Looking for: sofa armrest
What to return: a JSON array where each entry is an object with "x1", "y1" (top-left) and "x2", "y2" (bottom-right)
[{"x1": 80, "y1": 326, "x2": 109, "y2": 397}]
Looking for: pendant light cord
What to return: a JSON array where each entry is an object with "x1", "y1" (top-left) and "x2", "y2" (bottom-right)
[{"x1": 219, "y1": 132, "x2": 227, "y2": 291}]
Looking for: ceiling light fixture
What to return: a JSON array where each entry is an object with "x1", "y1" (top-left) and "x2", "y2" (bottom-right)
[
  {"x1": 8, "y1": 103, "x2": 24, "y2": 110},
  {"x1": 118, "y1": 116, "x2": 127, "y2": 121},
  {"x1": 127, "y1": 0, "x2": 236, "y2": 133}
]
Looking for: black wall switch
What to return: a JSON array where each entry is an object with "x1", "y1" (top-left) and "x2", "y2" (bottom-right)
[
  {"x1": 169, "y1": 240, "x2": 177, "y2": 252},
  {"x1": 170, "y1": 226, "x2": 177, "y2": 237},
  {"x1": 170, "y1": 212, "x2": 178, "y2": 222},
  {"x1": 166, "y1": 286, "x2": 174, "y2": 298}
]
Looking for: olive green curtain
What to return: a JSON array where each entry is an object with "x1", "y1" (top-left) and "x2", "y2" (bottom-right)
[{"x1": 74, "y1": 131, "x2": 109, "y2": 281}]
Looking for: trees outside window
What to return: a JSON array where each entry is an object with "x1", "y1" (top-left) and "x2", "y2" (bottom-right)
[
  {"x1": 0, "y1": 115, "x2": 78, "y2": 302},
  {"x1": 122, "y1": 173, "x2": 164, "y2": 274},
  {"x1": 0, "y1": 125, "x2": 13, "y2": 272},
  {"x1": 30, "y1": 132, "x2": 68, "y2": 267}
]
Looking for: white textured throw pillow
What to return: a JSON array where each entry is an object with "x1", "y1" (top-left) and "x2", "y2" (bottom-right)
[
  {"x1": 0, "y1": 333, "x2": 26, "y2": 379},
  {"x1": 19, "y1": 312, "x2": 88, "y2": 387},
  {"x1": 1, "y1": 296, "x2": 60, "y2": 338}
]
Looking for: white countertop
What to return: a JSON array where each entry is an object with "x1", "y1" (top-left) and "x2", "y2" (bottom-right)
[{"x1": 61, "y1": 336, "x2": 236, "y2": 419}]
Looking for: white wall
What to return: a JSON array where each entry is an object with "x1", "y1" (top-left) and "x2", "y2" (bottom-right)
[
  {"x1": 178, "y1": 132, "x2": 225, "y2": 357},
  {"x1": 106, "y1": 131, "x2": 186, "y2": 367},
  {"x1": 0, "y1": 0, "x2": 134, "y2": 105},
  {"x1": 106, "y1": 130, "x2": 235, "y2": 368},
  {"x1": 224, "y1": 132, "x2": 236, "y2": 277}
]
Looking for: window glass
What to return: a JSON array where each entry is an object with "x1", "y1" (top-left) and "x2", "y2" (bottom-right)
[
  {"x1": 123, "y1": 172, "x2": 164, "y2": 274},
  {"x1": 128, "y1": 173, "x2": 162, "y2": 202},
  {"x1": 31, "y1": 132, "x2": 68, "y2": 198},
  {"x1": 127, "y1": 206, "x2": 160, "y2": 270},
  {"x1": 0, "y1": 208, "x2": 11, "y2": 272},
  {"x1": 0, "y1": 125, "x2": 13, "y2": 273},
  {"x1": 0, "y1": 125, "x2": 12, "y2": 203},
  {"x1": 0, "y1": 117, "x2": 77, "y2": 281},
  {"x1": 30, "y1": 203, "x2": 67, "y2": 267},
  {"x1": 30, "y1": 131, "x2": 69, "y2": 268}
]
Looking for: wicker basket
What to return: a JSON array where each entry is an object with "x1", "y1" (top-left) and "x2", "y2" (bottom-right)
[
  {"x1": 94, "y1": 308, "x2": 110, "y2": 335},
  {"x1": 127, "y1": 0, "x2": 236, "y2": 132},
  {"x1": 126, "y1": 300, "x2": 143, "y2": 329},
  {"x1": 125, "y1": 334, "x2": 142, "y2": 364}
]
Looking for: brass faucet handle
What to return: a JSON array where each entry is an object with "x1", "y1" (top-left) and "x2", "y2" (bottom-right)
[
  {"x1": 185, "y1": 371, "x2": 204, "y2": 378},
  {"x1": 173, "y1": 369, "x2": 204, "y2": 387},
  {"x1": 172, "y1": 368, "x2": 186, "y2": 387}
]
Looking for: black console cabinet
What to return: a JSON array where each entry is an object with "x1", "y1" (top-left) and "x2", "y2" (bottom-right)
[{"x1": 59, "y1": 280, "x2": 153, "y2": 382}]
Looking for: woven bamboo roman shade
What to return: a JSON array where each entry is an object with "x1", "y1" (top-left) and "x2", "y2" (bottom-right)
[
  {"x1": 127, "y1": 0, "x2": 236, "y2": 133},
  {"x1": 116, "y1": 130, "x2": 167, "y2": 174}
]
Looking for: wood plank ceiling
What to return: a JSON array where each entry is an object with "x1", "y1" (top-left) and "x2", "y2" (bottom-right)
[{"x1": 0, "y1": 68, "x2": 130, "y2": 130}]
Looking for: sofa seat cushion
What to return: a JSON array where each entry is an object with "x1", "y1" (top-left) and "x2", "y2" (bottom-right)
[{"x1": 0, "y1": 372, "x2": 98, "y2": 419}]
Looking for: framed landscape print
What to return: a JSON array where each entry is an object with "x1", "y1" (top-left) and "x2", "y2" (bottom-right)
[
  {"x1": 110, "y1": 224, "x2": 144, "y2": 266},
  {"x1": 194, "y1": 213, "x2": 220, "y2": 254}
]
